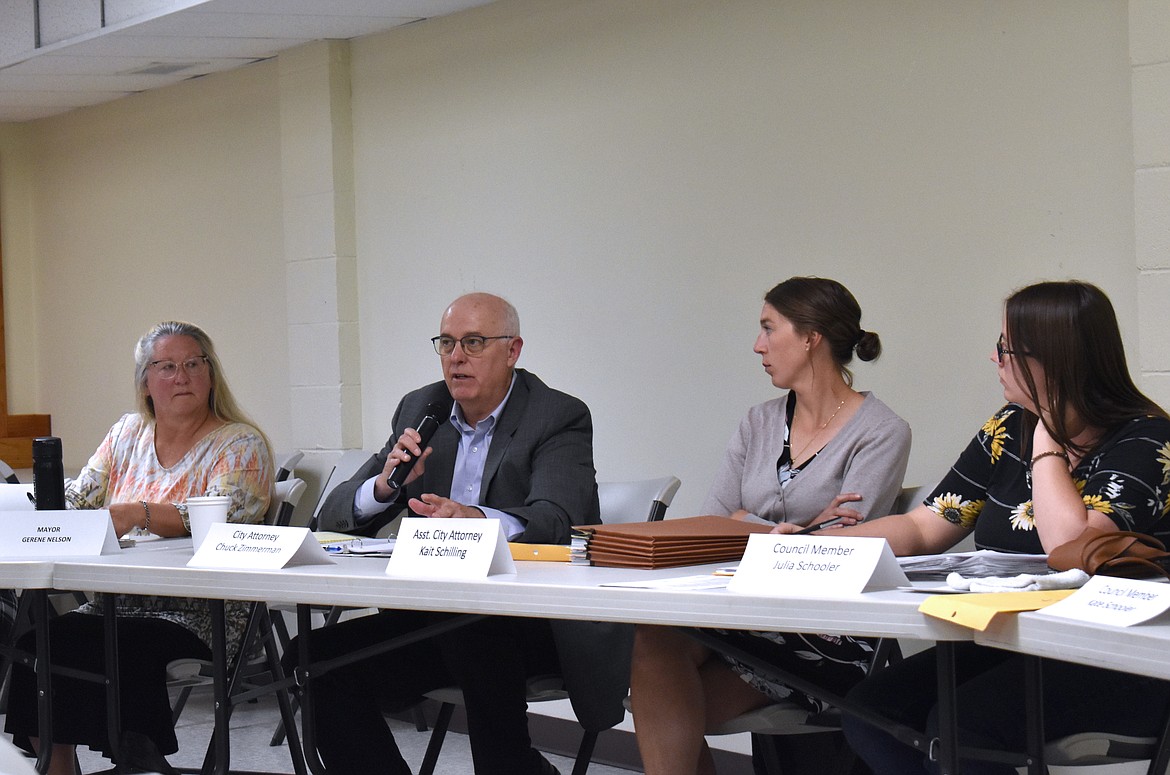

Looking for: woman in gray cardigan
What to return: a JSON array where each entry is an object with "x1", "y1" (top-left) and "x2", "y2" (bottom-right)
[{"x1": 630, "y1": 277, "x2": 911, "y2": 775}]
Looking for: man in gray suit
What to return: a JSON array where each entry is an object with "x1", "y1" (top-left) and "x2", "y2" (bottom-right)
[{"x1": 302, "y1": 293, "x2": 628, "y2": 775}]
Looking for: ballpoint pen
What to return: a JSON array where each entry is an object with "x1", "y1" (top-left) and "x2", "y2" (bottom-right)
[{"x1": 794, "y1": 515, "x2": 847, "y2": 535}]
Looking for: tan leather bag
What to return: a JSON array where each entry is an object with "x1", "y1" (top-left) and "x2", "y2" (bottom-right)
[{"x1": 1048, "y1": 527, "x2": 1170, "y2": 580}]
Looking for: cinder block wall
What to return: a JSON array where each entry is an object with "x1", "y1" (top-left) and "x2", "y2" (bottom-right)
[{"x1": 1134, "y1": 1, "x2": 1170, "y2": 404}]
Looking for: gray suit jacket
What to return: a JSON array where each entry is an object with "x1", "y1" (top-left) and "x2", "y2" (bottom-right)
[{"x1": 317, "y1": 369, "x2": 631, "y2": 730}]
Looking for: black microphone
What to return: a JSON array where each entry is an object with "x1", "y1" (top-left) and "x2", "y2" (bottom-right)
[{"x1": 386, "y1": 402, "x2": 448, "y2": 491}]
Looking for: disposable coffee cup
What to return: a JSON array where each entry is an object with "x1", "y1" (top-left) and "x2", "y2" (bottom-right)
[{"x1": 186, "y1": 495, "x2": 232, "y2": 549}]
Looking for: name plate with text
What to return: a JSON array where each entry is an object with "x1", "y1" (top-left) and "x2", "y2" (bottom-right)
[
  {"x1": 0, "y1": 510, "x2": 121, "y2": 557},
  {"x1": 188, "y1": 524, "x2": 335, "y2": 569},
  {"x1": 728, "y1": 534, "x2": 907, "y2": 597},
  {"x1": 1036, "y1": 574, "x2": 1170, "y2": 627},
  {"x1": 386, "y1": 517, "x2": 516, "y2": 579}
]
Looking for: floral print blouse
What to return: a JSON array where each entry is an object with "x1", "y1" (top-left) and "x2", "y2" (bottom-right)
[
  {"x1": 924, "y1": 404, "x2": 1170, "y2": 553},
  {"x1": 70, "y1": 412, "x2": 272, "y2": 653}
]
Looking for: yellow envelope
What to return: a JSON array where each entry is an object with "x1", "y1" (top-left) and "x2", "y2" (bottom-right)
[
  {"x1": 508, "y1": 543, "x2": 571, "y2": 562},
  {"x1": 918, "y1": 589, "x2": 1077, "y2": 631}
]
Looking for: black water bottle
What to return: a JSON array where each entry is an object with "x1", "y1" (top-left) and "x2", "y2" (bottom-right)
[{"x1": 32, "y1": 436, "x2": 65, "y2": 510}]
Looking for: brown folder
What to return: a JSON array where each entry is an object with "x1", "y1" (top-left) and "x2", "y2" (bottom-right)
[{"x1": 572, "y1": 515, "x2": 775, "y2": 569}]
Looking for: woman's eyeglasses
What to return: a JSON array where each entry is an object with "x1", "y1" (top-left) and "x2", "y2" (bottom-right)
[
  {"x1": 995, "y1": 335, "x2": 1019, "y2": 364},
  {"x1": 149, "y1": 356, "x2": 210, "y2": 380}
]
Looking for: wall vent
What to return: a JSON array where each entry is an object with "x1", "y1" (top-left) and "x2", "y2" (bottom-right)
[{"x1": 125, "y1": 61, "x2": 206, "y2": 76}]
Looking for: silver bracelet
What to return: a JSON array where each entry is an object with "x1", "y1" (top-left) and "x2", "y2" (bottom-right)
[{"x1": 140, "y1": 500, "x2": 151, "y2": 533}]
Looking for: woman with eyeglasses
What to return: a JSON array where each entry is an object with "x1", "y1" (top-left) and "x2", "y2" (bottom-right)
[
  {"x1": 838, "y1": 281, "x2": 1170, "y2": 774},
  {"x1": 631, "y1": 276, "x2": 912, "y2": 775},
  {"x1": 5, "y1": 321, "x2": 272, "y2": 775}
]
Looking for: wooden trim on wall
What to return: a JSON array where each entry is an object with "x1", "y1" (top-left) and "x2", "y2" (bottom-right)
[{"x1": 0, "y1": 202, "x2": 51, "y2": 467}]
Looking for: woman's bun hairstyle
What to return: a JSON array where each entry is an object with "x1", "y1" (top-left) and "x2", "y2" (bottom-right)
[{"x1": 855, "y1": 330, "x2": 882, "y2": 362}]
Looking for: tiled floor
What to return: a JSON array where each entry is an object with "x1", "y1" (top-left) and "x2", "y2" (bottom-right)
[{"x1": 68, "y1": 688, "x2": 640, "y2": 775}]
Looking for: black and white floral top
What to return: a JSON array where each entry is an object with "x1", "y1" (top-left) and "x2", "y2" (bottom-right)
[{"x1": 924, "y1": 404, "x2": 1170, "y2": 553}]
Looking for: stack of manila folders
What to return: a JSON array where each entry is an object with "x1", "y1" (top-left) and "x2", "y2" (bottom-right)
[
  {"x1": 314, "y1": 517, "x2": 776, "y2": 567},
  {"x1": 570, "y1": 515, "x2": 775, "y2": 569}
]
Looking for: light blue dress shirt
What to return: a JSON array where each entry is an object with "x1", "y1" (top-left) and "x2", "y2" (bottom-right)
[{"x1": 353, "y1": 375, "x2": 525, "y2": 539}]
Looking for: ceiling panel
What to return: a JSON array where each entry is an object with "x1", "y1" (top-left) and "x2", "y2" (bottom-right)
[
  {"x1": 197, "y1": 0, "x2": 482, "y2": 15},
  {"x1": 0, "y1": 0, "x2": 496, "y2": 123},
  {"x1": 63, "y1": 34, "x2": 309, "y2": 59},
  {"x1": 104, "y1": 1, "x2": 212, "y2": 27},
  {"x1": 2, "y1": 54, "x2": 248, "y2": 77},
  {"x1": 118, "y1": 12, "x2": 422, "y2": 40},
  {"x1": 38, "y1": 0, "x2": 103, "y2": 47},
  {"x1": 0, "y1": 88, "x2": 134, "y2": 108},
  {"x1": 0, "y1": 71, "x2": 198, "y2": 92}
]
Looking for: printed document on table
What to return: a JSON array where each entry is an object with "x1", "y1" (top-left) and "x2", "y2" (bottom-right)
[
  {"x1": 322, "y1": 537, "x2": 396, "y2": 557},
  {"x1": 600, "y1": 574, "x2": 730, "y2": 590},
  {"x1": 897, "y1": 550, "x2": 1050, "y2": 581}
]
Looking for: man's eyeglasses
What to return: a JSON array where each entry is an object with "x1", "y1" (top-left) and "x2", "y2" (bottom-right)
[
  {"x1": 995, "y1": 335, "x2": 1019, "y2": 364},
  {"x1": 149, "y1": 356, "x2": 210, "y2": 380},
  {"x1": 431, "y1": 335, "x2": 513, "y2": 357}
]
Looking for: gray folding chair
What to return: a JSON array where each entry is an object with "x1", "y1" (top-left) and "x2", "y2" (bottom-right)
[
  {"x1": 305, "y1": 449, "x2": 377, "y2": 531},
  {"x1": 597, "y1": 476, "x2": 682, "y2": 524},
  {"x1": 0, "y1": 459, "x2": 19, "y2": 484},
  {"x1": 274, "y1": 450, "x2": 304, "y2": 483},
  {"x1": 1043, "y1": 733, "x2": 1159, "y2": 770}
]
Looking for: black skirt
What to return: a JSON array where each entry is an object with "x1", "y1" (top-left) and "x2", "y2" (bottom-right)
[
  {"x1": 705, "y1": 628, "x2": 876, "y2": 713},
  {"x1": 5, "y1": 610, "x2": 211, "y2": 757}
]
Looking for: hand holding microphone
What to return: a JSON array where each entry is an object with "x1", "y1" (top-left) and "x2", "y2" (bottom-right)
[{"x1": 377, "y1": 402, "x2": 447, "y2": 498}]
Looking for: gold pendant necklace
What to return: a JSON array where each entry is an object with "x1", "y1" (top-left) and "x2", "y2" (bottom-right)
[{"x1": 791, "y1": 397, "x2": 847, "y2": 466}]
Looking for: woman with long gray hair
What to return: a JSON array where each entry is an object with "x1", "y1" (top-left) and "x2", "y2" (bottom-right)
[{"x1": 5, "y1": 321, "x2": 272, "y2": 775}]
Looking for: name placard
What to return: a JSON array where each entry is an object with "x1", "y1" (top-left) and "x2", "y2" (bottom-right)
[
  {"x1": 386, "y1": 517, "x2": 516, "y2": 579},
  {"x1": 0, "y1": 484, "x2": 35, "y2": 511},
  {"x1": 1036, "y1": 574, "x2": 1170, "y2": 627},
  {"x1": 0, "y1": 510, "x2": 120, "y2": 557},
  {"x1": 727, "y1": 534, "x2": 907, "y2": 597},
  {"x1": 187, "y1": 523, "x2": 335, "y2": 569}
]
